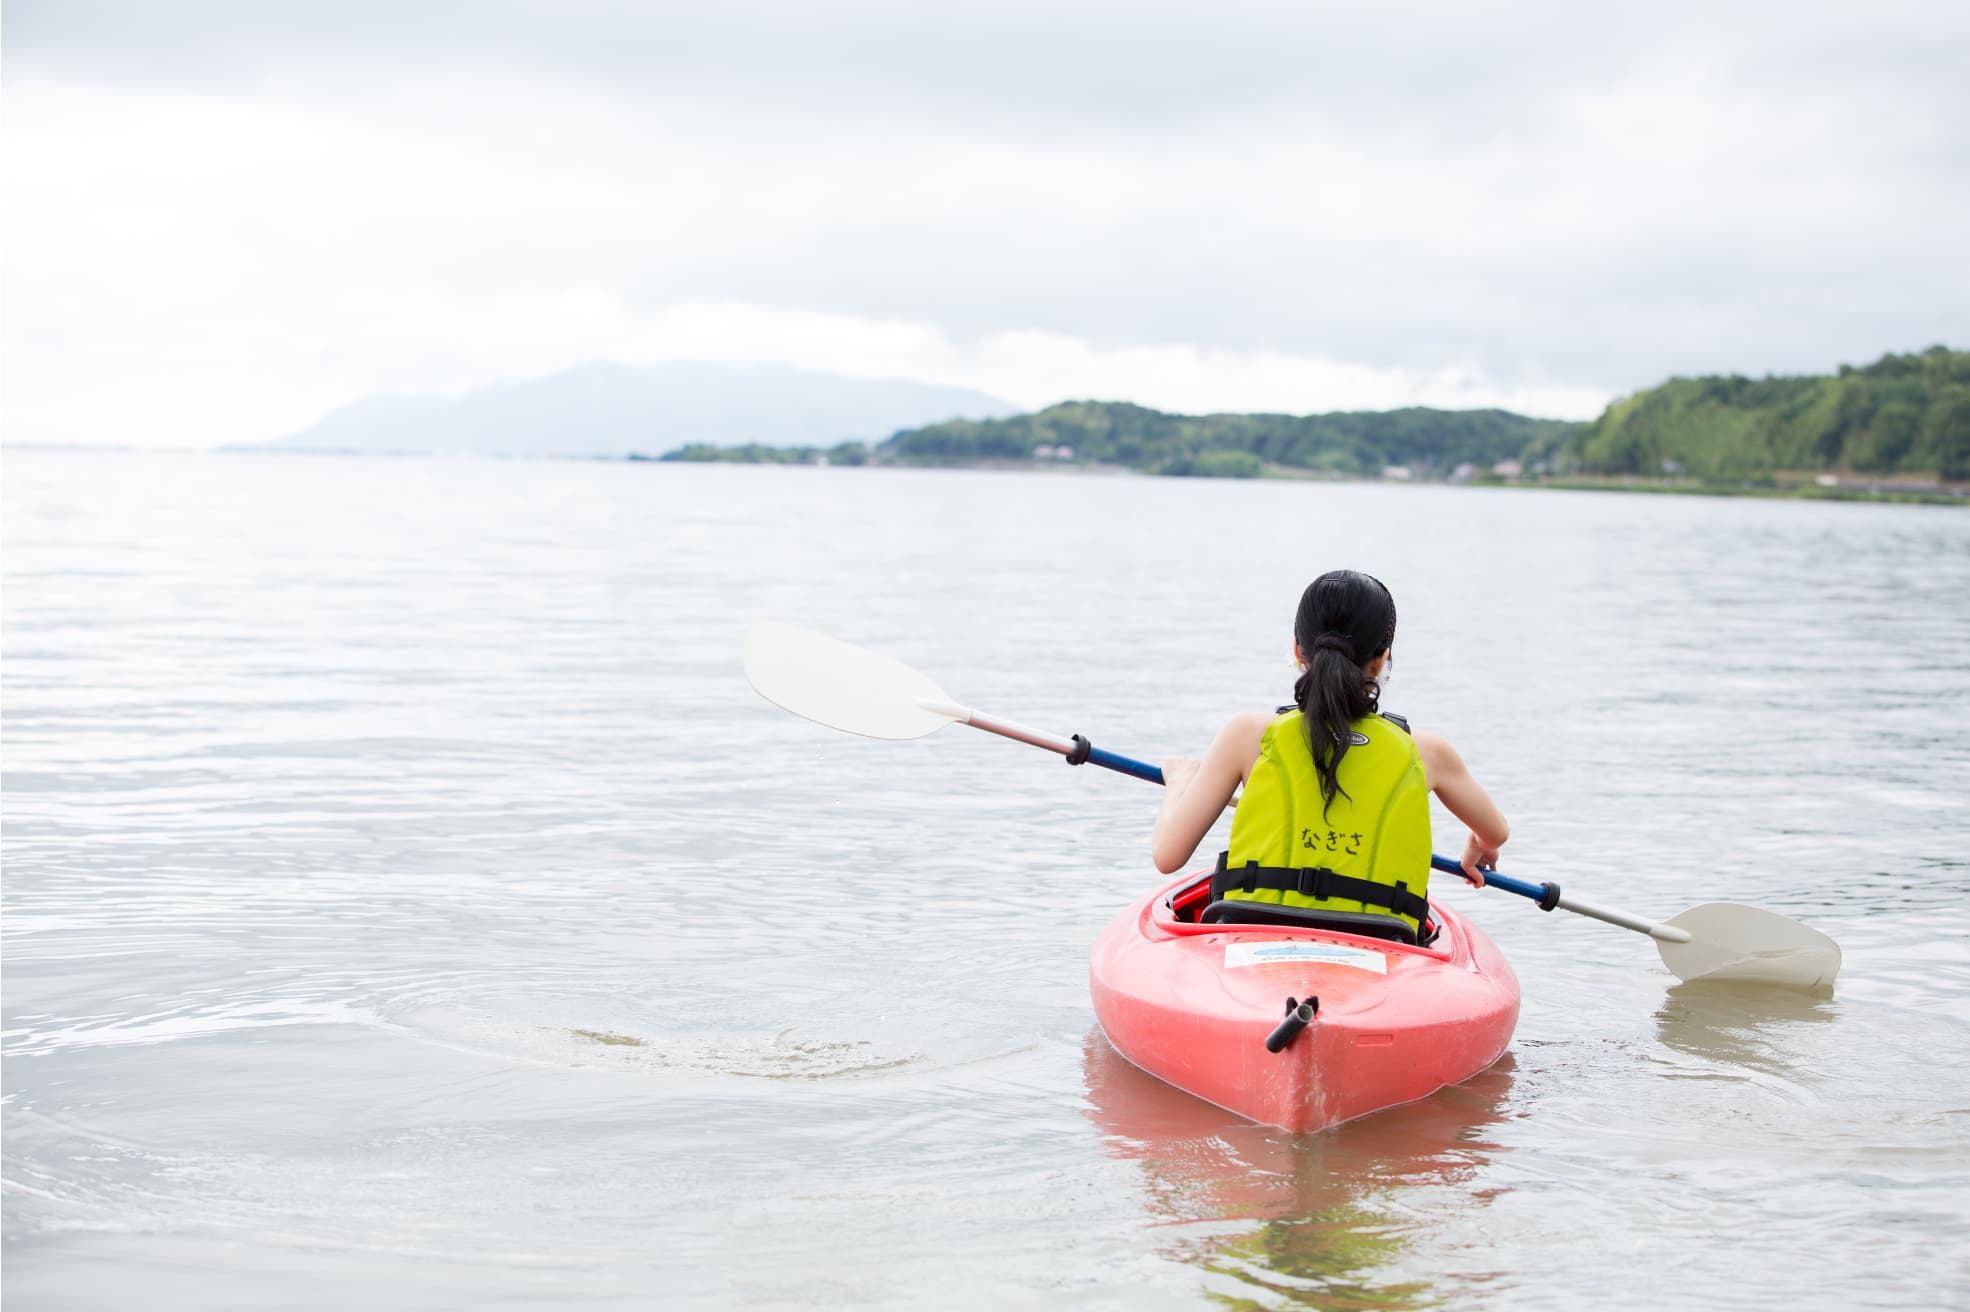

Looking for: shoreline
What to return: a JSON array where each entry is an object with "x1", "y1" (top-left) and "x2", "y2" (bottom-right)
[
  {"x1": 858, "y1": 458, "x2": 1970, "y2": 506},
  {"x1": 15, "y1": 445, "x2": 1962, "y2": 505}
]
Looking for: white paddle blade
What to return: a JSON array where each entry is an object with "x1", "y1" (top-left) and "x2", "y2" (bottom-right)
[
  {"x1": 1655, "y1": 903, "x2": 1842, "y2": 990},
  {"x1": 743, "y1": 620, "x2": 965, "y2": 740}
]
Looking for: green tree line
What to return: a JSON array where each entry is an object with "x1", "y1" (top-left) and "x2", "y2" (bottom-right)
[
  {"x1": 1528, "y1": 347, "x2": 1970, "y2": 481},
  {"x1": 657, "y1": 440, "x2": 870, "y2": 466},
  {"x1": 881, "y1": 401, "x2": 1572, "y2": 478},
  {"x1": 655, "y1": 347, "x2": 1967, "y2": 486}
]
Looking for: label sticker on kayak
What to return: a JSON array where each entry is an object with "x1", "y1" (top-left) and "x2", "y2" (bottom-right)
[{"x1": 1223, "y1": 942, "x2": 1388, "y2": 974}]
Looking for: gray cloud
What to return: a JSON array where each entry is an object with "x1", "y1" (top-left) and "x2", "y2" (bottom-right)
[
  {"x1": 17, "y1": 0, "x2": 1967, "y2": 140},
  {"x1": 6, "y1": 0, "x2": 1968, "y2": 442}
]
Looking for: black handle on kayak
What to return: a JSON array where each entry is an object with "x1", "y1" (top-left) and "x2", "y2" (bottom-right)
[{"x1": 1266, "y1": 996, "x2": 1319, "y2": 1053}]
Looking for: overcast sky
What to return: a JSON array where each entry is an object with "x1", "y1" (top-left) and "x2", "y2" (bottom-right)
[{"x1": 6, "y1": 0, "x2": 1968, "y2": 447}]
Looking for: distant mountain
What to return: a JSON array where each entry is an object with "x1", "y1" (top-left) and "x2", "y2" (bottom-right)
[{"x1": 249, "y1": 362, "x2": 1019, "y2": 457}]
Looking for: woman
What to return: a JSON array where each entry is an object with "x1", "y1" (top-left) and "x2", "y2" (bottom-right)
[{"x1": 1152, "y1": 569, "x2": 1508, "y2": 943}]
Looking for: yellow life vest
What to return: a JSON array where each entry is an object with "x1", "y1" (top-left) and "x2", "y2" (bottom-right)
[{"x1": 1214, "y1": 709, "x2": 1434, "y2": 936}]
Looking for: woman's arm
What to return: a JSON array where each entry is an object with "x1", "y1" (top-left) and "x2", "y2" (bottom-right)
[
  {"x1": 1414, "y1": 729, "x2": 1509, "y2": 886},
  {"x1": 1151, "y1": 711, "x2": 1269, "y2": 874}
]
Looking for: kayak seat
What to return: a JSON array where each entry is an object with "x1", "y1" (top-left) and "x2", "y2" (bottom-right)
[{"x1": 1198, "y1": 899, "x2": 1421, "y2": 946}]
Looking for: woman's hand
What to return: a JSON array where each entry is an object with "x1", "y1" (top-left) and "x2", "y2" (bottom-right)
[{"x1": 1458, "y1": 831, "x2": 1499, "y2": 887}]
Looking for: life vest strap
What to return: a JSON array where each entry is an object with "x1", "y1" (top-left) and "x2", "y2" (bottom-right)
[{"x1": 1210, "y1": 854, "x2": 1431, "y2": 926}]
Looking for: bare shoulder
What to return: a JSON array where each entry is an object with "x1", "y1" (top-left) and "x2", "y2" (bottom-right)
[
  {"x1": 1208, "y1": 709, "x2": 1273, "y2": 772},
  {"x1": 1224, "y1": 708, "x2": 1274, "y2": 735},
  {"x1": 1215, "y1": 709, "x2": 1272, "y2": 750},
  {"x1": 1411, "y1": 729, "x2": 1466, "y2": 778}
]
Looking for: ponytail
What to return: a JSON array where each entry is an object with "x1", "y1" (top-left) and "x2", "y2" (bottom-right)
[{"x1": 1289, "y1": 571, "x2": 1397, "y2": 817}]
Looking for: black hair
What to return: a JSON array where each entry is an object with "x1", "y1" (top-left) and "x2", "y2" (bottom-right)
[{"x1": 1289, "y1": 569, "x2": 1398, "y2": 816}]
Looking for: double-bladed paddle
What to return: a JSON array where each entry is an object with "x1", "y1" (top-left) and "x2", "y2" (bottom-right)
[{"x1": 743, "y1": 619, "x2": 1841, "y2": 990}]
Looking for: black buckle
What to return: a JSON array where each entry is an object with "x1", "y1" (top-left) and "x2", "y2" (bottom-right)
[
  {"x1": 1296, "y1": 867, "x2": 1327, "y2": 900},
  {"x1": 1239, "y1": 862, "x2": 1259, "y2": 895}
]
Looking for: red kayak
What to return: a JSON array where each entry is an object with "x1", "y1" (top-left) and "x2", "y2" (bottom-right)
[{"x1": 1089, "y1": 869, "x2": 1520, "y2": 1133}]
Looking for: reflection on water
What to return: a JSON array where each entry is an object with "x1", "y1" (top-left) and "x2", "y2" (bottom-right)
[
  {"x1": 1654, "y1": 981, "x2": 1840, "y2": 1078},
  {"x1": 1082, "y1": 1030, "x2": 1515, "y2": 1309},
  {"x1": 1202, "y1": 1215, "x2": 1429, "y2": 1312}
]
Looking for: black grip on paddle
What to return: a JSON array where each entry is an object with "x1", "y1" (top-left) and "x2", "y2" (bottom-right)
[
  {"x1": 1265, "y1": 997, "x2": 1318, "y2": 1053},
  {"x1": 1538, "y1": 882, "x2": 1562, "y2": 911},
  {"x1": 1066, "y1": 734, "x2": 1093, "y2": 766}
]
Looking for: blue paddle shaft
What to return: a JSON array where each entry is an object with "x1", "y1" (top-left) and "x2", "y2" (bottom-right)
[{"x1": 1085, "y1": 744, "x2": 1164, "y2": 784}]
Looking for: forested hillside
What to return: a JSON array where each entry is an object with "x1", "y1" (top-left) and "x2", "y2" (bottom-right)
[
  {"x1": 654, "y1": 348, "x2": 1967, "y2": 495},
  {"x1": 1527, "y1": 347, "x2": 1970, "y2": 481}
]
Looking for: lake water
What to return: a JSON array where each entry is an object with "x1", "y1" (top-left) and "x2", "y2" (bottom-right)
[{"x1": 5, "y1": 449, "x2": 1969, "y2": 1310}]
